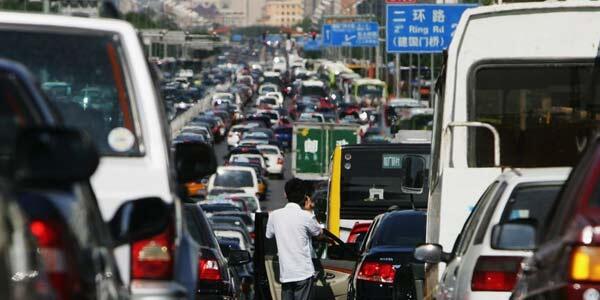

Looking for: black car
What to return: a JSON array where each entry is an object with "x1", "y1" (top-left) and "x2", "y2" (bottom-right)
[
  {"x1": 183, "y1": 204, "x2": 252, "y2": 300},
  {"x1": 348, "y1": 210, "x2": 426, "y2": 300}
]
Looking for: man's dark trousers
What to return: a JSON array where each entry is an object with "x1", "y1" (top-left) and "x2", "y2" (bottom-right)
[{"x1": 281, "y1": 277, "x2": 314, "y2": 300}]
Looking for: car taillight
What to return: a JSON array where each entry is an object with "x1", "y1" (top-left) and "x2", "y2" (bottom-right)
[
  {"x1": 131, "y1": 226, "x2": 174, "y2": 280},
  {"x1": 357, "y1": 261, "x2": 395, "y2": 283},
  {"x1": 471, "y1": 256, "x2": 522, "y2": 291},
  {"x1": 30, "y1": 219, "x2": 76, "y2": 300},
  {"x1": 199, "y1": 258, "x2": 222, "y2": 281},
  {"x1": 277, "y1": 157, "x2": 284, "y2": 165},
  {"x1": 570, "y1": 246, "x2": 600, "y2": 281}
]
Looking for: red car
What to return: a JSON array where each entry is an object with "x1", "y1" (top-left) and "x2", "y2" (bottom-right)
[
  {"x1": 511, "y1": 137, "x2": 600, "y2": 300},
  {"x1": 347, "y1": 222, "x2": 372, "y2": 244}
]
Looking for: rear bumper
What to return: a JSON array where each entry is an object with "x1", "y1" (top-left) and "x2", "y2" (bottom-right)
[{"x1": 130, "y1": 280, "x2": 187, "y2": 300}]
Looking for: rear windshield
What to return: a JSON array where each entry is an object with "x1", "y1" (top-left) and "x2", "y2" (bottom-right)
[
  {"x1": 260, "y1": 98, "x2": 277, "y2": 105},
  {"x1": 301, "y1": 86, "x2": 326, "y2": 97},
  {"x1": 0, "y1": 29, "x2": 141, "y2": 156},
  {"x1": 500, "y1": 184, "x2": 563, "y2": 230},
  {"x1": 214, "y1": 170, "x2": 253, "y2": 187},
  {"x1": 261, "y1": 86, "x2": 276, "y2": 93},
  {"x1": 260, "y1": 148, "x2": 279, "y2": 155},
  {"x1": 371, "y1": 213, "x2": 426, "y2": 248}
]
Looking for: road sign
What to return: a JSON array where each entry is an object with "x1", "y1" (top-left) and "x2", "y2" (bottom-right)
[
  {"x1": 322, "y1": 24, "x2": 332, "y2": 46},
  {"x1": 303, "y1": 38, "x2": 322, "y2": 51},
  {"x1": 330, "y1": 22, "x2": 379, "y2": 47},
  {"x1": 231, "y1": 34, "x2": 242, "y2": 42},
  {"x1": 386, "y1": 4, "x2": 475, "y2": 53},
  {"x1": 292, "y1": 123, "x2": 360, "y2": 180}
]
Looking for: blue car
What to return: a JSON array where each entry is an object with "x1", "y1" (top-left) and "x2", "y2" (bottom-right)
[{"x1": 273, "y1": 126, "x2": 292, "y2": 151}]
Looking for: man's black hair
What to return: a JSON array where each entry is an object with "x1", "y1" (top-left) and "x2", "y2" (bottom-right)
[{"x1": 285, "y1": 178, "x2": 309, "y2": 204}]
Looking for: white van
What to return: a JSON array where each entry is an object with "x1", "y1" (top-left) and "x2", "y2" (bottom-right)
[
  {"x1": 0, "y1": 12, "x2": 199, "y2": 299},
  {"x1": 426, "y1": 2, "x2": 600, "y2": 294}
]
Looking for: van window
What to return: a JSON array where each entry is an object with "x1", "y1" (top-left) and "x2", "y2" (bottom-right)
[
  {"x1": 0, "y1": 29, "x2": 141, "y2": 156},
  {"x1": 469, "y1": 63, "x2": 600, "y2": 167}
]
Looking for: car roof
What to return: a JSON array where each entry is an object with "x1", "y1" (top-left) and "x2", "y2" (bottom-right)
[
  {"x1": 302, "y1": 80, "x2": 325, "y2": 87},
  {"x1": 217, "y1": 166, "x2": 256, "y2": 173},
  {"x1": 496, "y1": 167, "x2": 572, "y2": 185}
]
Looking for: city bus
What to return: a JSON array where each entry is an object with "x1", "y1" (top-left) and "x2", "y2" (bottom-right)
[
  {"x1": 326, "y1": 143, "x2": 430, "y2": 240},
  {"x1": 425, "y1": 2, "x2": 600, "y2": 295}
]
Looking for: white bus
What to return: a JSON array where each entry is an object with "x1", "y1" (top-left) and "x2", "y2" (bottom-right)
[{"x1": 426, "y1": 1, "x2": 600, "y2": 294}]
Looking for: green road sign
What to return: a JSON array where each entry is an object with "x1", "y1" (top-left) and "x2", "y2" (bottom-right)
[{"x1": 293, "y1": 123, "x2": 360, "y2": 180}]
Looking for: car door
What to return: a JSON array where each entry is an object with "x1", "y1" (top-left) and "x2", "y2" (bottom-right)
[
  {"x1": 438, "y1": 181, "x2": 500, "y2": 300},
  {"x1": 255, "y1": 213, "x2": 353, "y2": 300}
]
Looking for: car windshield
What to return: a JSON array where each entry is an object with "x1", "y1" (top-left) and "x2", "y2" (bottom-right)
[
  {"x1": 0, "y1": 29, "x2": 140, "y2": 156},
  {"x1": 371, "y1": 213, "x2": 426, "y2": 248},
  {"x1": 214, "y1": 169, "x2": 254, "y2": 187},
  {"x1": 470, "y1": 63, "x2": 600, "y2": 167},
  {"x1": 262, "y1": 86, "x2": 276, "y2": 93}
]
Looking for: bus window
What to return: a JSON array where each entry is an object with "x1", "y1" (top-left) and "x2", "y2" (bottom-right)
[{"x1": 469, "y1": 62, "x2": 600, "y2": 167}]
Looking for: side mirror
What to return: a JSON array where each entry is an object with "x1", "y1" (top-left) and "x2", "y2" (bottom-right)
[
  {"x1": 109, "y1": 197, "x2": 171, "y2": 246},
  {"x1": 401, "y1": 155, "x2": 426, "y2": 194},
  {"x1": 14, "y1": 127, "x2": 99, "y2": 183},
  {"x1": 414, "y1": 244, "x2": 451, "y2": 264},
  {"x1": 175, "y1": 142, "x2": 217, "y2": 183},
  {"x1": 491, "y1": 219, "x2": 537, "y2": 250},
  {"x1": 228, "y1": 249, "x2": 252, "y2": 266}
]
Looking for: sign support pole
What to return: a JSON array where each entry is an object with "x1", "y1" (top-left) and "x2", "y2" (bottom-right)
[
  {"x1": 417, "y1": 53, "x2": 421, "y2": 100},
  {"x1": 408, "y1": 53, "x2": 412, "y2": 98},
  {"x1": 395, "y1": 53, "x2": 400, "y2": 97},
  {"x1": 430, "y1": 52, "x2": 435, "y2": 105}
]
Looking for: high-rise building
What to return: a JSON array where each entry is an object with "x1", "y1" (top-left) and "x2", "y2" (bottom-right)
[
  {"x1": 259, "y1": 0, "x2": 304, "y2": 28},
  {"x1": 303, "y1": 0, "x2": 317, "y2": 17}
]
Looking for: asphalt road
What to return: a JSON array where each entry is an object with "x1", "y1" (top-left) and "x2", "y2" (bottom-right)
[{"x1": 212, "y1": 127, "x2": 293, "y2": 212}]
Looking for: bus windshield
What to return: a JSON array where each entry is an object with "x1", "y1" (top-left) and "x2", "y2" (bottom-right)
[
  {"x1": 339, "y1": 147, "x2": 429, "y2": 219},
  {"x1": 470, "y1": 63, "x2": 600, "y2": 167},
  {"x1": 357, "y1": 84, "x2": 384, "y2": 97}
]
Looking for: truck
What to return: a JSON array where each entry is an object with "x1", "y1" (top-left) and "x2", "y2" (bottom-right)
[{"x1": 291, "y1": 122, "x2": 360, "y2": 180}]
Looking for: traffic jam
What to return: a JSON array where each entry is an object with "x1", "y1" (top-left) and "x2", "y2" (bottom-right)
[{"x1": 1, "y1": 1, "x2": 600, "y2": 300}]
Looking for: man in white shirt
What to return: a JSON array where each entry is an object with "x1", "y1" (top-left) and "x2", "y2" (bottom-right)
[{"x1": 266, "y1": 178, "x2": 322, "y2": 300}]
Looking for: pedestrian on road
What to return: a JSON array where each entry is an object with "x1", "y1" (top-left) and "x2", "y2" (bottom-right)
[{"x1": 265, "y1": 178, "x2": 322, "y2": 300}]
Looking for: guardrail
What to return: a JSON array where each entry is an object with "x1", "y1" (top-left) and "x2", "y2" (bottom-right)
[{"x1": 169, "y1": 83, "x2": 230, "y2": 137}]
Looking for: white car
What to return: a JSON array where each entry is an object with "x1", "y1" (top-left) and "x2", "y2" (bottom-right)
[
  {"x1": 256, "y1": 95, "x2": 279, "y2": 109},
  {"x1": 415, "y1": 168, "x2": 571, "y2": 300},
  {"x1": 211, "y1": 92, "x2": 234, "y2": 106},
  {"x1": 266, "y1": 91, "x2": 284, "y2": 106},
  {"x1": 208, "y1": 166, "x2": 259, "y2": 197},
  {"x1": 258, "y1": 83, "x2": 279, "y2": 95},
  {"x1": 298, "y1": 112, "x2": 325, "y2": 123},
  {"x1": 257, "y1": 144, "x2": 284, "y2": 178},
  {"x1": 227, "y1": 124, "x2": 249, "y2": 148}
]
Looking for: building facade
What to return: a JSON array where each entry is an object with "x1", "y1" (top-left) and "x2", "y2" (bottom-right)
[{"x1": 259, "y1": 0, "x2": 304, "y2": 27}]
